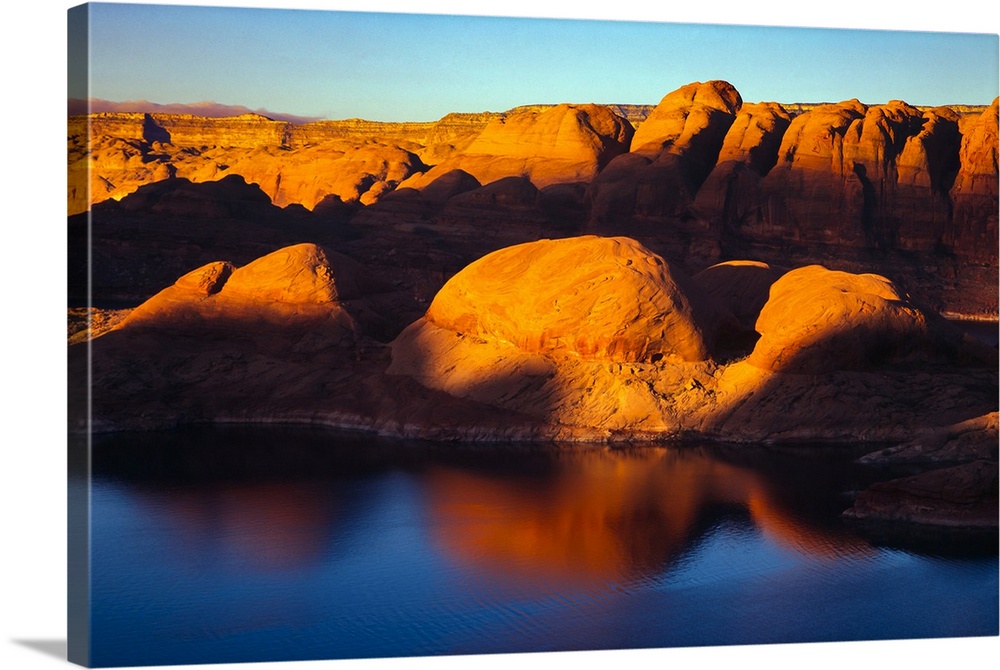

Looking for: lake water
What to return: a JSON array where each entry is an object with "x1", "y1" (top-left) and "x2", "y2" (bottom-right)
[{"x1": 84, "y1": 426, "x2": 998, "y2": 667}]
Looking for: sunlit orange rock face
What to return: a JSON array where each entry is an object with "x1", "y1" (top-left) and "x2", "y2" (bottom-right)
[
  {"x1": 398, "y1": 103, "x2": 634, "y2": 191},
  {"x1": 630, "y1": 80, "x2": 743, "y2": 162},
  {"x1": 67, "y1": 111, "x2": 491, "y2": 214},
  {"x1": 119, "y1": 243, "x2": 370, "y2": 343},
  {"x1": 192, "y1": 143, "x2": 427, "y2": 209},
  {"x1": 745, "y1": 265, "x2": 985, "y2": 374},
  {"x1": 420, "y1": 235, "x2": 709, "y2": 363},
  {"x1": 584, "y1": 80, "x2": 742, "y2": 249},
  {"x1": 388, "y1": 236, "x2": 718, "y2": 434}
]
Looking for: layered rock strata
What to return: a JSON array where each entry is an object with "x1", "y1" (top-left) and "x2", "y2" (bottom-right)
[{"x1": 70, "y1": 82, "x2": 997, "y2": 320}]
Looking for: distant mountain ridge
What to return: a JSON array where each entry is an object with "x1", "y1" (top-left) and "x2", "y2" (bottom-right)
[
  {"x1": 70, "y1": 97, "x2": 990, "y2": 126},
  {"x1": 67, "y1": 98, "x2": 325, "y2": 125}
]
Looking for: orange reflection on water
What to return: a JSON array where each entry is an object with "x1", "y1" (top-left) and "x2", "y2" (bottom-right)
[{"x1": 426, "y1": 447, "x2": 870, "y2": 584}]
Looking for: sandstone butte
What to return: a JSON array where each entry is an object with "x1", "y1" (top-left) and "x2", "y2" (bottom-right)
[
  {"x1": 69, "y1": 82, "x2": 997, "y2": 300},
  {"x1": 69, "y1": 82, "x2": 997, "y2": 241},
  {"x1": 396, "y1": 103, "x2": 634, "y2": 191}
]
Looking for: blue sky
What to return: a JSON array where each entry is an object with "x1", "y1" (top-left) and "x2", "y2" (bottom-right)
[{"x1": 72, "y1": 0, "x2": 1000, "y2": 122}]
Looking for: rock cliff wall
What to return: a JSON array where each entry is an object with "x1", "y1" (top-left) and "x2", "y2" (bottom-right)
[{"x1": 69, "y1": 84, "x2": 997, "y2": 316}]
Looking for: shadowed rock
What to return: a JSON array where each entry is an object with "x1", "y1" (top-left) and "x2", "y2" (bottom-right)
[
  {"x1": 118, "y1": 174, "x2": 274, "y2": 218},
  {"x1": 844, "y1": 460, "x2": 998, "y2": 537},
  {"x1": 858, "y1": 412, "x2": 999, "y2": 466},
  {"x1": 748, "y1": 100, "x2": 972, "y2": 253},
  {"x1": 447, "y1": 175, "x2": 539, "y2": 209},
  {"x1": 419, "y1": 169, "x2": 482, "y2": 202},
  {"x1": 715, "y1": 102, "x2": 792, "y2": 172},
  {"x1": 948, "y1": 98, "x2": 999, "y2": 262},
  {"x1": 693, "y1": 103, "x2": 792, "y2": 225},
  {"x1": 691, "y1": 260, "x2": 788, "y2": 357},
  {"x1": 692, "y1": 260, "x2": 788, "y2": 330}
]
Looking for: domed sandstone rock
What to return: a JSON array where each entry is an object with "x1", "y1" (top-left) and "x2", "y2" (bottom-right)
[
  {"x1": 420, "y1": 235, "x2": 711, "y2": 363},
  {"x1": 630, "y1": 80, "x2": 743, "y2": 161},
  {"x1": 119, "y1": 243, "x2": 378, "y2": 341},
  {"x1": 745, "y1": 265, "x2": 988, "y2": 374},
  {"x1": 399, "y1": 104, "x2": 633, "y2": 191}
]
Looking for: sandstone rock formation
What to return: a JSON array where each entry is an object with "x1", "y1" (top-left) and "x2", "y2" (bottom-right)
[
  {"x1": 67, "y1": 110, "x2": 492, "y2": 214},
  {"x1": 858, "y1": 412, "x2": 999, "y2": 466},
  {"x1": 398, "y1": 104, "x2": 633, "y2": 191},
  {"x1": 383, "y1": 237, "x2": 995, "y2": 444},
  {"x1": 693, "y1": 103, "x2": 792, "y2": 223},
  {"x1": 418, "y1": 169, "x2": 482, "y2": 203},
  {"x1": 630, "y1": 80, "x2": 743, "y2": 176},
  {"x1": 70, "y1": 88, "x2": 997, "y2": 320},
  {"x1": 844, "y1": 460, "x2": 998, "y2": 538},
  {"x1": 411, "y1": 235, "x2": 710, "y2": 363},
  {"x1": 118, "y1": 243, "x2": 373, "y2": 345},
  {"x1": 584, "y1": 81, "x2": 742, "y2": 263},
  {"x1": 719, "y1": 99, "x2": 976, "y2": 259},
  {"x1": 948, "y1": 98, "x2": 999, "y2": 262},
  {"x1": 116, "y1": 174, "x2": 275, "y2": 218},
  {"x1": 745, "y1": 265, "x2": 990, "y2": 374},
  {"x1": 386, "y1": 236, "x2": 719, "y2": 435},
  {"x1": 72, "y1": 232, "x2": 996, "y2": 464}
]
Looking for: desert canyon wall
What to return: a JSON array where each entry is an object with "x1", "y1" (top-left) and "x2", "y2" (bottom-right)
[{"x1": 68, "y1": 81, "x2": 998, "y2": 319}]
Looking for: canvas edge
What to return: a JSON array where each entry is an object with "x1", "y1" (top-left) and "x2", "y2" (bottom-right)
[{"x1": 67, "y1": 3, "x2": 92, "y2": 667}]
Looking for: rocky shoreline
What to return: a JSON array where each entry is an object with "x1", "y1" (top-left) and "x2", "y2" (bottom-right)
[
  {"x1": 69, "y1": 236, "x2": 997, "y2": 549},
  {"x1": 69, "y1": 80, "x2": 998, "y2": 550}
]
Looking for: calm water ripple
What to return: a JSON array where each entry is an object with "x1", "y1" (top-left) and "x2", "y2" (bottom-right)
[{"x1": 85, "y1": 426, "x2": 999, "y2": 666}]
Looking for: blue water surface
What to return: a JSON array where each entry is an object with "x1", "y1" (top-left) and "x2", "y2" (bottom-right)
[{"x1": 86, "y1": 427, "x2": 999, "y2": 667}]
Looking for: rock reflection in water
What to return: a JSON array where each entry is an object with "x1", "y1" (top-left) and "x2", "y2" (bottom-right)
[
  {"x1": 86, "y1": 427, "x2": 997, "y2": 666},
  {"x1": 425, "y1": 447, "x2": 872, "y2": 586},
  {"x1": 93, "y1": 429, "x2": 873, "y2": 580}
]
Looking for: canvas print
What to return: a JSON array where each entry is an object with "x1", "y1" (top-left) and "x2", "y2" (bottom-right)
[{"x1": 67, "y1": 2, "x2": 999, "y2": 667}]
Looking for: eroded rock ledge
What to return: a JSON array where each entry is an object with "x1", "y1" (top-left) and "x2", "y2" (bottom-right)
[{"x1": 71, "y1": 236, "x2": 998, "y2": 537}]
